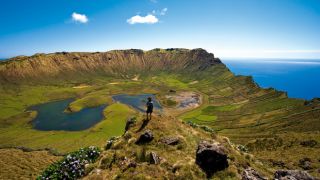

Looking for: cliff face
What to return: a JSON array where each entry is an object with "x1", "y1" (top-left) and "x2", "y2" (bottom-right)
[{"x1": 0, "y1": 48, "x2": 221, "y2": 84}]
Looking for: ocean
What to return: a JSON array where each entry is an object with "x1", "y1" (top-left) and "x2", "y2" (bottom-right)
[{"x1": 222, "y1": 58, "x2": 320, "y2": 100}]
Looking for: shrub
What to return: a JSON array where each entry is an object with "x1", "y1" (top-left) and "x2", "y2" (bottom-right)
[{"x1": 37, "y1": 146, "x2": 101, "y2": 180}]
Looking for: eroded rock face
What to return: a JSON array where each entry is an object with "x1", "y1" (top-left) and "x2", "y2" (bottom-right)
[
  {"x1": 0, "y1": 48, "x2": 221, "y2": 84},
  {"x1": 135, "y1": 130, "x2": 154, "y2": 145},
  {"x1": 274, "y1": 170, "x2": 315, "y2": 180},
  {"x1": 195, "y1": 141, "x2": 228, "y2": 177},
  {"x1": 241, "y1": 167, "x2": 267, "y2": 180}
]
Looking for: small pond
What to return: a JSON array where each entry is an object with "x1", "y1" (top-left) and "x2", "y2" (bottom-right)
[
  {"x1": 29, "y1": 99, "x2": 107, "y2": 131},
  {"x1": 112, "y1": 94, "x2": 162, "y2": 112}
]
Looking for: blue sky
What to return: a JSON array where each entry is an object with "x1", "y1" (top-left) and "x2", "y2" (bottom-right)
[{"x1": 0, "y1": 0, "x2": 320, "y2": 59}]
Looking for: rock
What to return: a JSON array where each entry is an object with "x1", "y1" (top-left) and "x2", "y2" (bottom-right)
[
  {"x1": 169, "y1": 89, "x2": 176, "y2": 93},
  {"x1": 127, "y1": 161, "x2": 137, "y2": 168},
  {"x1": 269, "y1": 159, "x2": 286, "y2": 168},
  {"x1": 105, "y1": 136, "x2": 117, "y2": 150},
  {"x1": 160, "y1": 137, "x2": 180, "y2": 145},
  {"x1": 195, "y1": 141, "x2": 228, "y2": 177},
  {"x1": 274, "y1": 170, "x2": 315, "y2": 180},
  {"x1": 149, "y1": 152, "x2": 160, "y2": 164},
  {"x1": 299, "y1": 158, "x2": 312, "y2": 170},
  {"x1": 300, "y1": 140, "x2": 317, "y2": 148},
  {"x1": 125, "y1": 117, "x2": 136, "y2": 132},
  {"x1": 135, "y1": 130, "x2": 154, "y2": 144},
  {"x1": 241, "y1": 167, "x2": 267, "y2": 180}
]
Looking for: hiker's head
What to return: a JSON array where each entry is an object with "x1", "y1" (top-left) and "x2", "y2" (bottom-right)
[{"x1": 148, "y1": 97, "x2": 152, "y2": 101}]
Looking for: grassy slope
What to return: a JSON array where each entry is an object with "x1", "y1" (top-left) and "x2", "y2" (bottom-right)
[
  {"x1": 84, "y1": 115, "x2": 272, "y2": 179},
  {"x1": 0, "y1": 149, "x2": 61, "y2": 179},
  {"x1": 0, "y1": 64, "x2": 319, "y2": 178}
]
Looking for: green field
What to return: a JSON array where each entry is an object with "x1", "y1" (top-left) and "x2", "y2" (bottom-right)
[{"x1": 0, "y1": 65, "x2": 319, "y2": 178}]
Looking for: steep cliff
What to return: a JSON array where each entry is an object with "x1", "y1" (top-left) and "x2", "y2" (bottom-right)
[{"x1": 0, "y1": 48, "x2": 221, "y2": 84}]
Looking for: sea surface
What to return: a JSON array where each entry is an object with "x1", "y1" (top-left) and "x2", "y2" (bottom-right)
[{"x1": 222, "y1": 58, "x2": 320, "y2": 100}]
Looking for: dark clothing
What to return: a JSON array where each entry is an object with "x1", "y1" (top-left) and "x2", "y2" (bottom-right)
[{"x1": 146, "y1": 101, "x2": 153, "y2": 113}]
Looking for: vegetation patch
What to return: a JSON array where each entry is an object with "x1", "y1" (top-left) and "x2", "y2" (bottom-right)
[{"x1": 38, "y1": 146, "x2": 100, "y2": 180}]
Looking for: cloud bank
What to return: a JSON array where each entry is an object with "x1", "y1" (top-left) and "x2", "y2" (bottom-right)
[
  {"x1": 127, "y1": 14, "x2": 159, "y2": 24},
  {"x1": 72, "y1": 12, "x2": 88, "y2": 23}
]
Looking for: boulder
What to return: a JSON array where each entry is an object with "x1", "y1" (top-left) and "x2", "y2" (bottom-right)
[
  {"x1": 149, "y1": 152, "x2": 160, "y2": 164},
  {"x1": 241, "y1": 167, "x2": 267, "y2": 180},
  {"x1": 300, "y1": 140, "x2": 317, "y2": 148},
  {"x1": 135, "y1": 130, "x2": 154, "y2": 144},
  {"x1": 195, "y1": 141, "x2": 228, "y2": 177},
  {"x1": 299, "y1": 158, "x2": 312, "y2": 170},
  {"x1": 160, "y1": 137, "x2": 180, "y2": 146},
  {"x1": 274, "y1": 170, "x2": 315, "y2": 180},
  {"x1": 125, "y1": 117, "x2": 136, "y2": 132}
]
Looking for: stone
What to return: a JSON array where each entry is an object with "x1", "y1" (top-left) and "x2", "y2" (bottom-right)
[
  {"x1": 125, "y1": 117, "x2": 136, "y2": 132},
  {"x1": 274, "y1": 170, "x2": 315, "y2": 180},
  {"x1": 299, "y1": 158, "x2": 312, "y2": 170},
  {"x1": 195, "y1": 141, "x2": 228, "y2": 177},
  {"x1": 135, "y1": 130, "x2": 154, "y2": 144},
  {"x1": 300, "y1": 140, "x2": 317, "y2": 148},
  {"x1": 160, "y1": 137, "x2": 180, "y2": 145},
  {"x1": 241, "y1": 167, "x2": 267, "y2": 180},
  {"x1": 149, "y1": 152, "x2": 160, "y2": 164}
]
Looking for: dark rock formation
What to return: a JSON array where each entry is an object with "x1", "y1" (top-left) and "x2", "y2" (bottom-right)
[
  {"x1": 149, "y1": 152, "x2": 160, "y2": 165},
  {"x1": 241, "y1": 167, "x2": 267, "y2": 180},
  {"x1": 274, "y1": 170, "x2": 315, "y2": 180},
  {"x1": 195, "y1": 141, "x2": 228, "y2": 177},
  {"x1": 160, "y1": 137, "x2": 180, "y2": 146},
  {"x1": 299, "y1": 158, "x2": 313, "y2": 170},
  {"x1": 135, "y1": 130, "x2": 154, "y2": 145},
  {"x1": 300, "y1": 140, "x2": 318, "y2": 148},
  {"x1": 125, "y1": 117, "x2": 136, "y2": 132}
]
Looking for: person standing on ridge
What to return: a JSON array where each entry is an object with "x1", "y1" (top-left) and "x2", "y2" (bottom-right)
[{"x1": 146, "y1": 97, "x2": 154, "y2": 120}]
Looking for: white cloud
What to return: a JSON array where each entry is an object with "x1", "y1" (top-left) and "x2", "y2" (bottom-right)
[
  {"x1": 127, "y1": 14, "x2": 159, "y2": 24},
  {"x1": 72, "y1": 12, "x2": 88, "y2": 23},
  {"x1": 160, "y1": 8, "x2": 168, "y2": 15}
]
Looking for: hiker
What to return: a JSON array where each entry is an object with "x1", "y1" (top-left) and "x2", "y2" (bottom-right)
[{"x1": 146, "y1": 97, "x2": 154, "y2": 120}]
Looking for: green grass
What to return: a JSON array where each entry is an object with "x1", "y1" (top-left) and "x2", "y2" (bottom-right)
[
  {"x1": 0, "y1": 102, "x2": 136, "y2": 153},
  {"x1": 202, "y1": 104, "x2": 243, "y2": 114},
  {"x1": 0, "y1": 85, "x2": 93, "y2": 119},
  {"x1": 0, "y1": 70, "x2": 319, "y2": 178},
  {"x1": 147, "y1": 73, "x2": 189, "y2": 89},
  {"x1": 67, "y1": 93, "x2": 113, "y2": 112}
]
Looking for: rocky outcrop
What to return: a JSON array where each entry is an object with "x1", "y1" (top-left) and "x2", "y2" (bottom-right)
[
  {"x1": 0, "y1": 48, "x2": 221, "y2": 84},
  {"x1": 149, "y1": 152, "x2": 160, "y2": 165},
  {"x1": 274, "y1": 170, "x2": 315, "y2": 180},
  {"x1": 195, "y1": 141, "x2": 228, "y2": 177},
  {"x1": 299, "y1": 158, "x2": 313, "y2": 170},
  {"x1": 135, "y1": 130, "x2": 154, "y2": 144},
  {"x1": 160, "y1": 137, "x2": 180, "y2": 146},
  {"x1": 241, "y1": 167, "x2": 267, "y2": 180},
  {"x1": 125, "y1": 117, "x2": 136, "y2": 132}
]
